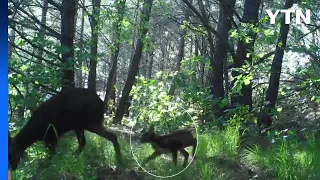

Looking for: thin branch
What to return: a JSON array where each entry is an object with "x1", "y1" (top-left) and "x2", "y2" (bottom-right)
[
  {"x1": 10, "y1": 41, "x2": 62, "y2": 67},
  {"x1": 9, "y1": 22, "x2": 62, "y2": 61},
  {"x1": 182, "y1": 0, "x2": 237, "y2": 61},
  {"x1": 47, "y1": 0, "x2": 62, "y2": 12}
]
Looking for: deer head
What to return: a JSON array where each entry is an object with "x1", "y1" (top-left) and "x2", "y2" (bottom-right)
[{"x1": 140, "y1": 125, "x2": 156, "y2": 143}]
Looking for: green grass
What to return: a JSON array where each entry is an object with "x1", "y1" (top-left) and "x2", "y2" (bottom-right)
[
  {"x1": 11, "y1": 126, "x2": 320, "y2": 180},
  {"x1": 11, "y1": 133, "x2": 132, "y2": 180},
  {"x1": 243, "y1": 133, "x2": 320, "y2": 180}
]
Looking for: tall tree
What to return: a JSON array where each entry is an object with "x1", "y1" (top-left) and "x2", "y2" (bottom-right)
[
  {"x1": 168, "y1": 0, "x2": 190, "y2": 96},
  {"x1": 183, "y1": 0, "x2": 236, "y2": 118},
  {"x1": 103, "y1": 0, "x2": 126, "y2": 112},
  {"x1": 196, "y1": 0, "x2": 216, "y2": 91},
  {"x1": 114, "y1": 0, "x2": 154, "y2": 123},
  {"x1": 262, "y1": 0, "x2": 294, "y2": 128},
  {"x1": 8, "y1": 7, "x2": 16, "y2": 58},
  {"x1": 60, "y1": 0, "x2": 77, "y2": 90},
  {"x1": 212, "y1": 0, "x2": 236, "y2": 100},
  {"x1": 76, "y1": 0, "x2": 86, "y2": 88},
  {"x1": 231, "y1": 0, "x2": 261, "y2": 110},
  {"x1": 147, "y1": 51, "x2": 154, "y2": 79},
  {"x1": 88, "y1": 0, "x2": 101, "y2": 91},
  {"x1": 37, "y1": 0, "x2": 49, "y2": 60}
]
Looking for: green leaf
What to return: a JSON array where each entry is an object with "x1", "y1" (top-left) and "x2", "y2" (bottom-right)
[
  {"x1": 264, "y1": 29, "x2": 271, "y2": 36},
  {"x1": 221, "y1": 98, "x2": 229, "y2": 106},
  {"x1": 19, "y1": 65, "x2": 27, "y2": 71},
  {"x1": 230, "y1": 30, "x2": 238, "y2": 38},
  {"x1": 245, "y1": 37, "x2": 252, "y2": 43},
  {"x1": 244, "y1": 79, "x2": 251, "y2": 85}
]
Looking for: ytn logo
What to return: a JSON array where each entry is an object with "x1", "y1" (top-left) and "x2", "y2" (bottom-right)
[{"x1": 266, "y1": 9, "x2": 310, "y2": 24}]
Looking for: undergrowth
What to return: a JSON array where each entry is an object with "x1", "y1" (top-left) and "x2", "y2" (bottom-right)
[
  {"x1": 244, "y1": 133, "x2": 320, "y2": 180},
  {"x1": 10, "y1": 125, "x2": 320, "y2": 180}
]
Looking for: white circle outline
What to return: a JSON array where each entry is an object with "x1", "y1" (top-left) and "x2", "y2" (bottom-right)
[{"x1": 129, "y1": 103, "x2": 199, "y2": 178}]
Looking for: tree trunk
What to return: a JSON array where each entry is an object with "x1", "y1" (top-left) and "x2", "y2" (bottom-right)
[
  {"x1": 77, "y1": 0, "x2": 86, "y2": 88},
  {"x1": 197, "y1": 0, "x2": 235, "y2": 117},
  {"x1": 159, "y1": 32, "x2": 167, "y2": 78},
  {"x1": 114, "y1": 0, "x2": 154, "y2": 123},
  {"x1": 168, "y1": 1, "x2": 190, "y2": 96},
  {"x1": 197, "y1": 0, "x2": 215, "y2": 92},
  {"x1": 212, "y1": 0, "x2": 236, "y2": 100},
  {"x1": 104, "y1": 0, "x2": 126, "y2": 111},
  {"x1": 8, "y1": 7, "x2": 17, "y2": 59},
  {"x1": 8, "y1": 29, "x2": 15, "y2": 58},
  {"x1": 231, "y1": 0, "x2": 261, "y2": 110},
  {"x1": 37, "y1": 0, "x2": 49, "y2": 61},
  {"x1": 147, "y1": 51, "x2": 154, "y2": 79},
  {"x1": 141, "y1": 53, "x2": 147, "y2": 77},
  {"x1": 262, "y1": 0, "x2": 294, "y2": 128},
  {"x1": 198, "y1": 37, "x2": 205, "y2": 85},
  {"x1": 88, "y1": 0, "x2": 101, "y2": 91},
  {"x1": 60, "y1": 0, "x2": 77, "y2": 90},
  {"x1": 109, "y1": 75, "x2": 116, "y2": 114},
  {"x1": 223, "y1": 53, "x2": 229, "y2": 99}
]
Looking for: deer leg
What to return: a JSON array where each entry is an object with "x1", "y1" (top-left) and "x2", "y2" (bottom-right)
[
  {"x1": 48, "y1": 144, "x2": 56, "y2": 154},
  {"x1": 172, "y1": 150, "x2": 178, "y2": 166},
  {"x1": 45, "y1": 140, "x2": 57, "y2": 155},
  {"x1": 141, "y1": 151, "x2": 162, "y2": 166},
  {"x1": 86, "y1": 124, "x2": 122, "y2": 165},
  {"x1": 44, "y1": 126, "x2": 58, "y2": 155},
  {"x1": 191, "y1": 138, "x2": 197, "y2": 159},
  {"x1": 44, "y1": 140, "x2": 56, "y2": 168},
  {"x1": 75, "y1": 130, "x2": 86, "y2": 153},
  {"x1": 179, "y1": 149, "x2": 189, "y2": 167}
]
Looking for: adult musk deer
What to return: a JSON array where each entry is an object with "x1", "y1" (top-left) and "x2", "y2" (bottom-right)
[
  {"x1": 140, "y1": 125, "x2": 197, "y2": 168},
  {"x1": 8, "y1": 88, "x2": 122, "y2": 170}
]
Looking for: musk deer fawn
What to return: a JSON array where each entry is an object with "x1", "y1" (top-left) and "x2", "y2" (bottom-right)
[{"x1": 140, "y1": 125, "x2": 197, "y2": 168}]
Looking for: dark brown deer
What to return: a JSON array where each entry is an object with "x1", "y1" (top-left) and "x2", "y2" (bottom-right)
[
  {"x1": 8, "y1": 88, "x2": 122, "y2": 170},
  {"x1": 140, "y1": 125, "x2": 197, "y2": 168}
]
